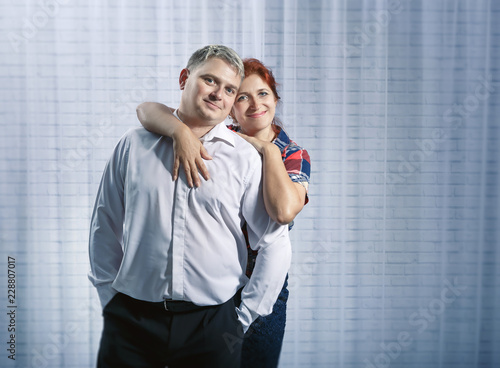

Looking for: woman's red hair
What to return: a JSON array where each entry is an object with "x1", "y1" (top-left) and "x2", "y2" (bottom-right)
[
  {"x1": 230, "y1": 58, "x2": 283, "y2": 129},
  {"x1": 242, "y1": 58, "x2": 281, "y2": 101}
]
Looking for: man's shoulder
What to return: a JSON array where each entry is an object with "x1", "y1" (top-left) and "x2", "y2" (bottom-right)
[
  {"x1": 227, "y1": 129, "x2": 261, "y2": 160},
  {"x1": 120, "y1": 126, "x2": 168, "y2": 145},
  {"x1": 122, "y1": 126, "x2": 158, "y2": 138}
]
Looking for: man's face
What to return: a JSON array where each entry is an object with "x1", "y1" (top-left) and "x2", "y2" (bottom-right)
[{"x1": 179, "y1": 57, "x2": 241, "y2": 127}]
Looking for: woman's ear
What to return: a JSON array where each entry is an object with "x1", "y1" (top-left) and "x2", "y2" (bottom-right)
[{"x1": 179, "y1": 69, "x2": 189, "y2": 90}]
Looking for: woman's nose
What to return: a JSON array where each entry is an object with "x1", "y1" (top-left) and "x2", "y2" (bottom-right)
[{"x1": 249, "y1": 97, "x2": 259, "y2": 109}]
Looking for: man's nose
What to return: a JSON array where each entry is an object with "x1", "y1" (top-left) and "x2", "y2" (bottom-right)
[{"x1": 210, "y1": 87, "x2": 222, "y2": 100}]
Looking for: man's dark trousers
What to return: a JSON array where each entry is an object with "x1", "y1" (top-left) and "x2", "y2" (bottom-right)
[{"x1": 97, "y1": 292, "x2": 244, "y2": 368}]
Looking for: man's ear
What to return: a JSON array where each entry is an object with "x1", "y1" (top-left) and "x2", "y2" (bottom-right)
[
  {"x1": 179, "y1": 69, "x2": 189, "y2": 90},
  {"x1": 229, "y1": 107, "x2": 236, "y2": 123}
]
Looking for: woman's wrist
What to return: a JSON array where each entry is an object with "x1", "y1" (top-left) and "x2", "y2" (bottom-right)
[
  {"x1": 171, "y1": 121, "x2": 190, "y2": 140},
  {"x1": 260, "y1": 142, "x2": 280, "y2": 156}
]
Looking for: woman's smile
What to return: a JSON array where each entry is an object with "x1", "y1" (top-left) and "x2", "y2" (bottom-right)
[{"x1": 247, "y1": 110, "x2": 267, "y2": 118}]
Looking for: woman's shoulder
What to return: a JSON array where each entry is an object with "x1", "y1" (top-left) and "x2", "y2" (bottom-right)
[{"x1": 274, "y1": 127, "x2": 309, "y2": 156}]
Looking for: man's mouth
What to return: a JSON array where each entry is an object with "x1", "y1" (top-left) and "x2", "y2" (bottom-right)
[{"x1": 204, "y1": 100, "x2": 221, "y2": 110}]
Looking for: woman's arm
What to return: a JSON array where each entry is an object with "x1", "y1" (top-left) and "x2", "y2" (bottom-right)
[
  {"x1": 136, "y1": 102, "x2": 212, "y2": 187},
  {"x1": 237, "y1": 133, "x2": 307, "y2": 225}
]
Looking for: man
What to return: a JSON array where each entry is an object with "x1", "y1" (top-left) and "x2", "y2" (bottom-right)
[{"x1": 88, "y1": 45, "x2": 291, "y2": 367}]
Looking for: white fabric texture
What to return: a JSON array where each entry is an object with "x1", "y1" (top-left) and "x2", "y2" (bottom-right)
[{"x1": 88, "y1": 122, "x2": 291, "y2": 330}]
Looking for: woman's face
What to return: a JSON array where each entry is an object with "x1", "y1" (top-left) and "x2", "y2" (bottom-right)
[{"x1": 232, "y1": 74, "x2": 278, "y2": 137}]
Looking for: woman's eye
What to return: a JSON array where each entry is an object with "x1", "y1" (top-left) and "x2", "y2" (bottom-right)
[
  {"x1": 237, "y1": 95, "x2": 248, "y2": 102},
  {"x1": 259, "y1": 91, "x2": 269, "y2": 97}
]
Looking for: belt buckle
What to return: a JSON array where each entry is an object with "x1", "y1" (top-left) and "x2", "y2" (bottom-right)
[{"x1": 163, "y1": 299, "x2": 169, "y2": 311}]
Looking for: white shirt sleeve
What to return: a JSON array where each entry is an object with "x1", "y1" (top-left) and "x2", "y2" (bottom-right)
[
  {"x1": 236, "y1": 158, "x2": 292, "y2": 332},
  {"x1": 88, "y1": 135, "x2": 129, "y2": 309}
]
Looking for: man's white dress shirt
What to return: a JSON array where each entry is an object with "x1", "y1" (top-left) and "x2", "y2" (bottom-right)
[{"x1": 88, "y1": 121, "x2": 291, "y2": 331}]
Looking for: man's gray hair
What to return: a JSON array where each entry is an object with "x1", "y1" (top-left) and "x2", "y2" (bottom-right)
[{"x1": 186, "y1": 45, "x2": 244, "y2": 78}]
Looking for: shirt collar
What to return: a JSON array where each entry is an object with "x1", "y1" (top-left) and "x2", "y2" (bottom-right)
[
  {"x1": 173, "y1": 111, "x2": 235, "y2": 147},
  {"x1": 199, "y1": 120, "x2": 235, "y2": 146}
]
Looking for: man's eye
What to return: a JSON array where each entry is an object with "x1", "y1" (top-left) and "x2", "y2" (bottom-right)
[
  {"x1": 205, "y1": 78, "x2": 214, "y2": 84},
  {"x1": 226, "y1": 88, "x2": 235, "y2": 94}
]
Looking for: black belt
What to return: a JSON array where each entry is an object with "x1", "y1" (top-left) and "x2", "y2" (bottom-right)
[
  {"x1": 150, "y1": 288, "x2": 242, "y2": 313},
  {"x1": 154, "y1": 299, "x2": 209, "y2": 313}
]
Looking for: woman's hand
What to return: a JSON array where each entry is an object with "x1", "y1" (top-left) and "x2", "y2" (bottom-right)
[
  {"x1": 136, "y1": 102, "x2": 212, "y2": 188},
  {"x1": 172, "y1": 124, "x2": 212, "y2": 188},
  {"x1": 235, "y1": 131, "x2": 274, "y2": 154}
]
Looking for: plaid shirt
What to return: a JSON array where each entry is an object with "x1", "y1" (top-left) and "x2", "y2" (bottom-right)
[
  {"x1": 228, "y1": 125, "x2": 311, "y2": 276},
  {"x1": 273, "y1": 127, "x2": 311, "y2": 201}
]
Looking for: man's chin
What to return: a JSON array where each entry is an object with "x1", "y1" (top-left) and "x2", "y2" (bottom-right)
[{"x1": 200, "y1": 110, "x2": 228, "y2": 125}]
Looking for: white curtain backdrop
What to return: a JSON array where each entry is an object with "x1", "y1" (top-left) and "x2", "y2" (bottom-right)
[{"x1": 1, "y1": 1, "x2": 499, "y2": 367}]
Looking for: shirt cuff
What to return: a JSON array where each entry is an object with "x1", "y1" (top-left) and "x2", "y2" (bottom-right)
[
  {"x1": 235, "y1": 301, "x2": 260, "y2": 333},
  {"x1": 95, "y1": 284, "x2": 118, "y2": 309}
]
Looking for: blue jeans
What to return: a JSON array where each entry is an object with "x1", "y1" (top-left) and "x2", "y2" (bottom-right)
[{"x1": 241, "y1": 277, "x2": 289, "y2": 368}]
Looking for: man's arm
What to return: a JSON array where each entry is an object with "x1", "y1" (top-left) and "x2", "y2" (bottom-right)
[
  {"x1": 88, "y1": 135, "x2": 129, "y2": 308},
  {"x1": 237, "y1": 160, "x2": 292, "y2": 332}
]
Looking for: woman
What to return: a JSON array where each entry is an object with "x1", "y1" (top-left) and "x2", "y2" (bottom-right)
[{"x1": 136, "y1": 58, "x2": 311, "y2": 367}]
